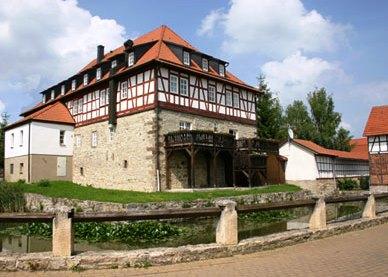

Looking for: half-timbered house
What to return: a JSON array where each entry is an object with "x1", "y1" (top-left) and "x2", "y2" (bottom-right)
[{"x1": 4, "y1": 25, "x2": 280, "y2": 191}]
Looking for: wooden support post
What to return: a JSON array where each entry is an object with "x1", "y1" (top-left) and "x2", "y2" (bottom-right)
[
  {"x1": 165, "y1": 150, "x2": 171, "y2": 190},
  {"x1": 216, "y1": 200, "x2": 238, "y2": 245},
  {"x1": 362, "y1": 194, "x2": 376, "y2": 219},
  {"x1": 190, "y1": 146, "x2": 195, "y2": 188},
  {"x1": 213, "y1": 151, "x2": 218, "y2": 187},
  {"x1": 52, "y1": 209, "x2": 74, "y2": 257},
  {"x1": 309, "y1": 198, "x2": 326, "y2": 231}
]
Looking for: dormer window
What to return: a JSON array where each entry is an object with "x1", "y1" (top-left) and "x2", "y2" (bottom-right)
[
  {"x1": 202, "y1": 58, "x2": 208, "y2": 72},
  {"x1": 128, "y1": 52, "x2": 134, "y2": 67},
  {"x1": 71, "y1": 80, "x2": 76, "y2": 91},
  {"x1": 219, "y1": 64, "x2": 225, "y2": 77},
  {"x1": 42, "y1": 94, "x2": 46, "y2": 104},
  {"x1": 50, "y1": 89, "x2": 55, "y2": 100},
  {"x1": 183, "y1": 51, "x2": 190, "y2": 66},
  {"x1": 96, "y1": 67, "x2": 102, "y2": 80},
  {"x1": 61, "y1": 84, "x2": 65, "y2": 95},
  {"x1": 83, "y1": 74, "x2": 88, "y2": 86},
  {"x1": 111, "y1": 60, "x2": 117, "y2": 68}
]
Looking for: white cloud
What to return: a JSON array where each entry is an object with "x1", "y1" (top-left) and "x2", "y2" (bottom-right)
[
  {"x1": 199, "y1": 0, "x2": 350, "y2": 58},
  {"x1": 0, "y1": 0, "x2": 127, "y2": 98},
  {"x1": 261, "y1": 51, "x2": 347, "y2": 104}
]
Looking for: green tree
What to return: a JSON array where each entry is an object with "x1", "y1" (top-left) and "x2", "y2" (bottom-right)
[
  {"x1": 307, "y1": 88, "x2": 352, "y2": 150},
  {"x1": 0, "y1": 112, "x2": 9, "y2": 170},
  {"x1": 283, "y1": 100, "x2": 316, "y2": 140},
  {"x1": 256, "y1": 76, "x2": 286, "y2": 140}
]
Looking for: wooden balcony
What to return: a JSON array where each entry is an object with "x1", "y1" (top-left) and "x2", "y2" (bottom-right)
[
  {"x1": 165, "y1": 130, "x2": 235, "y2": 149},
  {"x1": 236, "y1": 138, "x2": 279, "y2": 154}
]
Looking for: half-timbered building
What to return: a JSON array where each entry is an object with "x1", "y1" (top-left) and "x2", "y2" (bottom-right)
[
  {"x1": 364, "y1": 105, "x2": 388, "y2": 192},
  {"x1": 4, "y1": 25, "x2": 280, "y2": 191}
]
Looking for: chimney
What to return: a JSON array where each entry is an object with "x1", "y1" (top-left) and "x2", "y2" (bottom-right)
[
  {"x1": 123, "y1": 39, "x2": 133, "y2": 51},
  {"x1": 97, "y1": 45, "x2": 104, "y2": 63}
]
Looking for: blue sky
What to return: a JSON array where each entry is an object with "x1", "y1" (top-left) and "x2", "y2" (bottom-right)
[{"x1": 1, "y1": 0, "x2": 387, "y2": 137}]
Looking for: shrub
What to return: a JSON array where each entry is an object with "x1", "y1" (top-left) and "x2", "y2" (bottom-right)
[
  {"x1": 37, "y1": 179, "x2": 50, "y2": 187},
  {"x1": 337, "y1": 178, "x2": 358, "y2": 191},
  {"x1": 0, "y1": 182, "x2": 25, "y2": 212},
  {"x1": 359, "y1": 176, "x2": 370, "y2": 190}
]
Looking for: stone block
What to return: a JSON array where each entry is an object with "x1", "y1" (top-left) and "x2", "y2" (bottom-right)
[
  {"x1": 362, "y1": 194, "x2": 376, "y2": 219},
  {"x1": 309, "y1": 198, "x2": 327, "y2": 231},
  {"x1": 52, "y1": 209, "x2": 74, "y2": 257},
  {"x1": 216, "y1": 200, "x2": 238, "y2": 245}
]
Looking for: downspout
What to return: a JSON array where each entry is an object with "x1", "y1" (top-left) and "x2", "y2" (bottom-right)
[
  {"x1": 28, "y1": 122, "x2": 31, "y2": 183},
  {"x1": 155, "y1": 65, "x2": 161, "y2": 191}
]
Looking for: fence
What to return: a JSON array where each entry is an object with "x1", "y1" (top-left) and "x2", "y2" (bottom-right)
[{"x1": 0, "y1": 193, "x2": 387, "y2": 257}]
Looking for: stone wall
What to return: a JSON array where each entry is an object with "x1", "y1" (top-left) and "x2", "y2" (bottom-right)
[
  {"x1": 72, "y1": 110, "x2": 157, "y2": 192},
  {"x1": 4, "y1": 155, "x2": 29, "y2": 182},
  {"x1": 287, "y1": 179, "x2": 337, "y2": 197},
  {"x1": 158, "y1": 109, "x2": 256, "y2": 189}
]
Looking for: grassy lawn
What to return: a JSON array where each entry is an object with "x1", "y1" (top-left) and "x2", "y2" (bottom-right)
[{"x1": 15, "y1": 181, "x2": 301, "y2": 204}]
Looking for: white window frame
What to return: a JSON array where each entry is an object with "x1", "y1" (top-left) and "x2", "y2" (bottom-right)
[
  {"x1": 100, "y1": 90, "x2": 106, "y2": 106},
  {"x1": 233, "y1": 93, "x2": 240, "y2": 108},
  {"x1": 219, "y1": 64, "x2": 225, "y2": 77},
  {"x1": 50, "y1": 90, "x2": 55, "y2": 100},
  {"x1": 179, "y1": 121, "x2": 191, "y2": 130},
  {"x1": 183, "y1": 51, "x2": 190, "y2": 66},
  {"x1": 202, "y1": 58, "x2": 208, "y2": 71},
  {"x1": 83, "y1": 74, "x2": 88, "y2": 86},
  {"x1": 42, "y1": 94, "x2": 46, "y2": 104},
  {"x1": 128, "y1": 52, "x2": 134, "y2": 67},
  {"x1": 71, "y1": 80, "x2": 76, "y2": 91},
  {"x1": 59, "y1": 130, "x2": 65, "y2": 146},
  {"x1": 111, "y1": 60, "x2": 117, "y2": 68},
  {"x1": 121, "y1": 81, "x2": 128, "y2": 99},
  {"x1": 78, "y1": 98, "x2": 83, "y2": 113},
  {"x1": 61, "y1": 85, "x2": 65, "y2": 95},
  {"x1": 170, "y1": 75, "x2": 178, "y2": 94},
  {"x1": 91, "y1": 131, "x2": 98, "y2": 148},
  {"x1": 19, "y1": 130, "x2": 23, "y2": 147},
  {"x1": 208, "y1": 85, "x2": 216, "y2": 103},
  {"x1": 96, "y1": 67, "x2": 102, "y2": 80},
  {"x1": 225, "y1": 91, "x2": 232, "y2": 106},
  {"x1": 180, "y1": 77, "x2": 188, "y2": 96}
]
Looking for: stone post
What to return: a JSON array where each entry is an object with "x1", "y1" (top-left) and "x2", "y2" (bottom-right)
[
  {"x1": 362, "y1": 194, "x2": 376, "y2": 219},
  {"x1": 52, "y1": 209, "x2": 74, "y2": 257},
  {"x1": 216, "y1": 200, "x2": 238, "y2": 245},
  {"x1": 309, "y1": 198, "x2": 327, "y2": 231}
]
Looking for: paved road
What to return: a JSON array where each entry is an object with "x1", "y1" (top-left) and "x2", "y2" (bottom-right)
[{"x1": 5, "y1": 223, "x2": 388, "y2": 277}]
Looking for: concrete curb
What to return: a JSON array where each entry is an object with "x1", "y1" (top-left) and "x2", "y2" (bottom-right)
[{"x1": 0, "y1": 212, "x2": 387, "y2": 272}]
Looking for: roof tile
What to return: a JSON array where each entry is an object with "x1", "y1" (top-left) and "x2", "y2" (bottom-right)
[{"x1": 363, "y1": 105, "x2": 388, "y2": 136}]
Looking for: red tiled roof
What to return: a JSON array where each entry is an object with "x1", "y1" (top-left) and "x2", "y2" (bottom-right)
[
  {"x1": 293, "y1": 139, "x2": 368, "y2": 161},
  {"x1": 363, "y1": 105, "x2": 388, "y2": 136},
  {"x1": 6, "y1": 102, "x2": 74, "y2": 130}
]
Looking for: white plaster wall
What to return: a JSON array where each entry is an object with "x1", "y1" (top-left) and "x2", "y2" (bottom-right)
[
  {"x1": 30, "y1": 122, "x2": 73, "y2": 156},
  {"x1": 5, "y1": 123, "x2": 30, "y2": 158},
  {"x1": 279, "y1": 141, "x2": 318, "y2": 181}
]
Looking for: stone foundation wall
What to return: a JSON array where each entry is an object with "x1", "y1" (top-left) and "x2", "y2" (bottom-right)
[
  {"x1": 30, "y1": 155, "x2": 72, "y2": 182},
  {"x1": 73, "y1": 110, "x2": 157, "y2": 192},
  {"x1": 159, "y1": 109, "x2": 256, "y2": 189},
  {"x1": 287, "y1": 179, "x2": 337, "y2": 197},
  {"x1": 4, "y1": 155, "x2": 29, "y2": 182}
]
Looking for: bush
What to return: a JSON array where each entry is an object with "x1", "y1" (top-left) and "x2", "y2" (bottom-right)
[
  {"x1": 37, "y1": 179, "x2": 50, "y2": 187},
  {"x1": 359, "y1": 176, "x2": 370, "y2": 190},
  {"x1": 337, "y1": 178, "x2": 359, "y2": 191},
  {"x1": 0, "y1": 182, "x2": 25, "y2": 212}
]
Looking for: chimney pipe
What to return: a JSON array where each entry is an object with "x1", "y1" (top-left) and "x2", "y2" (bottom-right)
[{"x1": 97, "y1": 45, "x2": 104, "y2": 63}]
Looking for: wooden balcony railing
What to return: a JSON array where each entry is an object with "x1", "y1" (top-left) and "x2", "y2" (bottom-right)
[
  {"x1": 165, "y1": 130, "x2": 235, "y2": 149},
  {"x1": 236, "y1": 138, "x2": 280, "y2": 154}
]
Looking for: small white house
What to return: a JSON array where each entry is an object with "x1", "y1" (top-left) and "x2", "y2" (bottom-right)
[
  {"x1": 4, "y1": 102, "x2": 75, "y2": 182},
  {"x1": 280, "y1": 139, "x2": 369, "y2": 193}
]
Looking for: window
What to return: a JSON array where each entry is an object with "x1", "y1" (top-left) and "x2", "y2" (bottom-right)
[
  {"x1": 123, "y1": 160, "x2": 128, "y2": 169},
  {"x1": 219, "y1": 64, "x2": 225, "y2": 77},
  {"x1": 170, "y1": 75, "x2": 178, "y2": 94},
  {"x1": 121, "y1": 81, "x2": 128, "y2": 99},
  {"x1": 42, "y1": 94, "x2": 46, "y2": 104},
  {"x1": 83, "y1": 74, "x2": 88, "y2": 86},
  {"x1": 100, "y1": 90, "x2": 106, "y2": 106},
  {"x1": 213, "y1": 123, "x2": 218, "y2": 132},
  {"x1": 61, "y1": 84, "x2": 65, "y2": 95},
  {"x1": 19, "y1": 163, "x2": 24, "y2": 174},
  {"x1": 71, "y1": 79, "x2": 76, "y2": 91},
  {"x1": 233, "y1": 93, "x2": 240, "y2": 108},
  {"x1": 180, "y1": 78, "x2": 188, "y2": 96},
  {"x1": 208, "y1": 86, "x2": 216, "y2": 103},
  {"x1": 106, "y1": 88, "x2": 110, "y2": 104},
  {"x1": 75, "y1": 135, "x2": 81, "y2": 147},
  {"x1": 10, "y1": 164, "x2": 14, "y2": 174},
  {"x1": 78, "y1": 98, "x2": 83, "y2": 113},
  {"x1": 128, "y1": 52, "x2": 134, "y2": 66},
  {"x1": 51, "y1": 89, "x2": 55, "y2": 100},
  {"x1": 183, "y1": 51, "x2": 190, "y2": 65},
  {"x1": 225, "y1": 91, "x2": 232, "y2": 106},
  {"x1": 96, "y1": 67, "x2": 102, "y2": 80},
  {"x1": 202, "y1": 58, "x2": 208, "y2": 71},
  {"x1": 179, "y1": 121, "x2": 191, "y2": 130},
  {"x1": 80, "y1": 167, "x2": 84, "y2": 176},
  {"x1": 91, "y1": 131, "x2": 98, "y2": 147},
  {"x1": 11, "y1": 133, "x2": 14, "y2": 148},
  {"x1": 229, "y1": 129, "x2": 238, "y2": 139},
  {"x1": 19, "y1": 130, "x2": 23, "y2": 147},
  {"x1": 111, "y1": 60, "x2": 117, "y2": 68},
  {"x1": 59, "y1": 130, "x2": 65, "y2": 145}
]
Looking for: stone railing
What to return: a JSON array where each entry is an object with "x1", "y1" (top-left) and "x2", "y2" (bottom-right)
[{"x1": 1, "y1": 193, "x2": 387, "y2": 257}]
